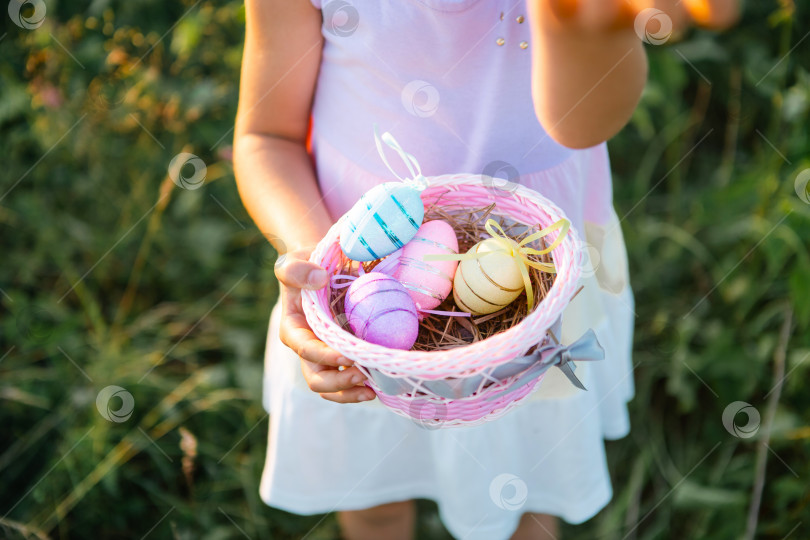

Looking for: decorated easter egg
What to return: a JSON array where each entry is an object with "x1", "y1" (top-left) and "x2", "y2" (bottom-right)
[
  {"x1": 393, "y1": 220, "x2": 459, "y2": 310},
  {"x1": 340, "y1": 182, "x2": 424, "y2": 262},
  {"x1": 344, "y1": 272, "x2": 419, "y2": 349},
  {"x1": 453, "y1": 238, "x2": 524, "y2": 315}
]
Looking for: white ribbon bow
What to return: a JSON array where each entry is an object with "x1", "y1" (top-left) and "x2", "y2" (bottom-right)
[{"x1": 373, "y1": 125, "x2": 429, "y2": 191}]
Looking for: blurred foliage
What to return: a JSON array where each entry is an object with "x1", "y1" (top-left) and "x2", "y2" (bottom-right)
[{"x1": 0, "y1": 0, "x2": 809, "y2": 539}]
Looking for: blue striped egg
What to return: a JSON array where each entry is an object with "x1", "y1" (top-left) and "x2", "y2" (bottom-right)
[{"x1": 340, "y1": 182, "x2": 424, "y2": 262}]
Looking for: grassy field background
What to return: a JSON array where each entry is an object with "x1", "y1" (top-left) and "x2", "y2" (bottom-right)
[{"x1": 1, "y1": 1, "x2": 809, "y2": 538}]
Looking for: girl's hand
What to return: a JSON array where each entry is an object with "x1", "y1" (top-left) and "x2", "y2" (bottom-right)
[
  {"x1": 275, "y1": 248, "x2": 377, "y2": 404},
  {"x1": 526, "y1": 0, "x2": 739, "y2": 148},
  {"x1": 545, "y1": 0, "x2": 739, "y2": 33}
]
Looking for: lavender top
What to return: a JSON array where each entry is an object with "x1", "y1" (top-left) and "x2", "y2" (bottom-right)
[{"x1": 308, "y1": 0, "x2": 575, "y2": 181}]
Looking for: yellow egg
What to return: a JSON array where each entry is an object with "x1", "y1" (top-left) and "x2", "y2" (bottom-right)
[{"x1": 453, "y1": 238, "x2": 524, "y2": 315}]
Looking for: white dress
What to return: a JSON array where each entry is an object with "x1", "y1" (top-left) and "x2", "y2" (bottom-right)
[
  {"x1": 259, "y1": 140, "x2": 635, "y2": 540},
  {"x1": 258, "y1": 1, "x2": 636, "y2": 538}
]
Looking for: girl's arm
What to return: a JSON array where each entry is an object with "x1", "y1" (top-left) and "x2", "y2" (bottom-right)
[
  {"x1": 527, "y1": 0, "x2": 739, "y2": 149},
  {"x1": 527, "y1": 1, "x2": 647, "y2": 149},
  {"x1": 233, "y1": 0, "x2": 331, "y2": 251},
  {"x1": 234, "y1": 0, "x2": 374, "y2": 403}
]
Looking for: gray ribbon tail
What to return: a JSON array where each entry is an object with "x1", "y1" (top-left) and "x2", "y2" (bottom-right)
[
  {"x1": 554, "y1": 328, "x2": 605, "y2": 390},
  {"x1": 557, "y1": 362, "x2": 587, "y2": 390}
]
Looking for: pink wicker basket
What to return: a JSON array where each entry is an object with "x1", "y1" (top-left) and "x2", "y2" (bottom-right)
[{"x1": 302, "y1": 170, "x2": 587, "y2": 428}]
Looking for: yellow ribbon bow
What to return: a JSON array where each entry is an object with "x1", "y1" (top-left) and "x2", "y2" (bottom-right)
[{"x1": 424, "y1": 218, "x2": 570, "y2": 311}]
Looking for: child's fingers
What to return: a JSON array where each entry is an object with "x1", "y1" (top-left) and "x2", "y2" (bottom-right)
[
  {"x1": 683, "y1": 0, "x2": 739, "y2": 29},
  {"x1": 617, "y1": 0, "x2": 688, "y2": 37},
  {"x1": 577, "y1": 0, "x2": 619, "y2": 31},
  {"x1": 546, "y1": 0, "x2": 616, "y2": 29},
  {"x1": 545, "y1": 0, "x2": 689, "y2": 34},
  {"x1": 547, "y1": 0, "x2": 578, "y2": 20},
  {"x1": 279, "y1": 313, "x2": 348, "y2": 367},
  {"x1": 300, "y1": 360, "x2": 376, "y2": 402},
  {"x1": 318, "y1": 386, "x2": 377, "y2": 404},
  {"x1": 275, "y1": 250, "x2": 328, "y2": 291},
  {"x1": 300, "y1": 361, "x2": 368, "y2": 393},
  {"x1": 625, "y1": 0, "x2": 737, "y2": 32},
  {"x1": 625, "y1": 0, "x2": 688, "y2": 31}
]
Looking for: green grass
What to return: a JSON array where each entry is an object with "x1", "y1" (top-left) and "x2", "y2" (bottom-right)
[{"x1": 1, "y1": 1, "x2": 809, "y2": 538}]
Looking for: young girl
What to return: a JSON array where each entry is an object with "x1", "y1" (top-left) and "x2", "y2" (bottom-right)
[{"x1": 233, "y1": 1, "x2": 737, "y2": 538}]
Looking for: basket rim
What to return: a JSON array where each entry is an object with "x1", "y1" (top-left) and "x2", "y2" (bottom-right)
[{"x1": 301, "y1": 173, "x2": 582, "y2": 375}]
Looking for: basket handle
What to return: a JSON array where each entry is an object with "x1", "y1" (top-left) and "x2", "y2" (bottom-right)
[{"x1": 484, "y1": 328, "x2": 605, "y2": 400}]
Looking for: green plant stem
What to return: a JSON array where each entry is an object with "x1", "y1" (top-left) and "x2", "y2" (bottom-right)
[{"x1": 744, "y1": 306, "x2": 793, "y2": 539}]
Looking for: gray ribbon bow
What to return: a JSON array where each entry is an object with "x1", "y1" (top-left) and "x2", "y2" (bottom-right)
[{"x1": 484, "y1": 329, "x2": 605, "y2": 401}]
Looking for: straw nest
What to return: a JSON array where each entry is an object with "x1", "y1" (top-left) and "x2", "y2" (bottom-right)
[{"x1": 328, "y1": 202, "x2": 558, "y2": 351}]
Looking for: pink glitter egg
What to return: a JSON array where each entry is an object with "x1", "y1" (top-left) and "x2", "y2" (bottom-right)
[
  {"x1": 344, "y1": 272, "x2": 419, "y2": 350},
  {"x1": 393, "y1": 220, "x2": 459, "y2": 310}
]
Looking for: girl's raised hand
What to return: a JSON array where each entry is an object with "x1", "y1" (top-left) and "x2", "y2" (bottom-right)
[
  {"x1": 275, "y1": 248, "x2": 377, "y2": 404},
  {"x1": 526, "y1": 0, "x2": 739, "y2": 147},
  {"x1": 544, "y1": 0, "x2": 739, "y2": 33}
]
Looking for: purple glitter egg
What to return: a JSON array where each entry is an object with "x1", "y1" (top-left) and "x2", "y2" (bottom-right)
[{"x1": 343, "y1": 272, "x2": 419, "y2": 350}]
